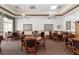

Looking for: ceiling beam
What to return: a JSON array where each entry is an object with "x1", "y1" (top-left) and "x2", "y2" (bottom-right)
[{"x1": 25, "y1": 14, "x2": 48, "y2": 16}]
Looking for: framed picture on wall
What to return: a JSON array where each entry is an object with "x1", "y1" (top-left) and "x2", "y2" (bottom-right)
[
  {"x1": 57, "y1": 25, "x2": 61, "y2": 29},
  {"x1": 44, "y1": 24, "x2": 53, "y2": 31},
  {"x1": 23, "y1": 24, "x2": 32, "y2": 31},
  {"x1": 66, "y1": 21, "x2": 71, "y2": 30}
]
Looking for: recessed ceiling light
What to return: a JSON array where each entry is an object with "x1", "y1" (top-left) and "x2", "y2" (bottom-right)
[
  {"x1": 50, "y1": 5, "x2": 58, "y2": 9},
  {"x1": 30, "y1": 5, "x2": 36, "y2": 9}
]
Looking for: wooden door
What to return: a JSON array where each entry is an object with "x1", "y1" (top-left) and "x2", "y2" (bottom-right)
[{"x1": 75, "y1": 21, "x2": 79, "y2": 38}]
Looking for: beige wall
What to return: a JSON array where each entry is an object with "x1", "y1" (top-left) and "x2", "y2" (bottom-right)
[
  {"x1": 15, "y1": 16, "x2": 64, "y2": 35},
  {"x1": 63, "y1": 7, "x2": 79, "y2": 33},
  {"x1": 0, "y1": 15, "x2": 4, "y2": 35}
]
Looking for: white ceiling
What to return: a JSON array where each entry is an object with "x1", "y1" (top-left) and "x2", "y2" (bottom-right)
[
  {"x1": 6, "y1": 4, "x2": 68, "y2": 14},
  {"x1": 0, "y1": 4, "x2": 78, "y2": 16},
  {"x1": 8, "y1": 4, "x2": 67, "y2": 12}
]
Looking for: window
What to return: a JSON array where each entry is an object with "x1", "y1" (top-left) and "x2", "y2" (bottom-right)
[
  {"x1": 3, "y1": 17, "x2": 13, "y2": 32},
  {"x1": 23, "y1": 24, "x2": 32, "y2": 31},
  {"x1": 66, "y1": 21, "x2": 71, "y2": 30},
  {"x1": 44, "y1": 24, "x2": 53, "y2": 31}
]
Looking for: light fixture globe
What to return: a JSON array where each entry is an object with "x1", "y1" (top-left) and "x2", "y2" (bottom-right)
[{"x1": 50, "y1": 5, "x2": 58, "y2": 9}]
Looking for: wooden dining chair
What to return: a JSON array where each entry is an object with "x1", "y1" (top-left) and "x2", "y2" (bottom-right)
[
  {"x1": 37, "y1": 35, "x2": 46, "y2": 52},
  {"x1": 25, "y1": 39, "x2": 37, "y2": 54},
  {"x1": 58, "y1": 33, "x2": 63, "y2": 41},
  {"x1": 0, "y1": 35, "x2": 4, "y2": 52},
  {"x1": 63, "y1": 33, "x2": 73, "y2": 52},
  {"x1": 53, "y1": 32, "x2": 58, "y2": 41},
  {"x1": 12, "y1": 32, "x2": 20, "y2": 40},
  {"x1": 39, "y1": 32, "x2": 46, "y2": 49},
  {"x1": 49, "y1": 31, "x2": 53, "y2": 39},
  {"x1": 64, "y1": 32, "x2": 75, "y2": 48},
  {"x1": 72, "y1": 40, "x2": 79, "y2": 54},
  {"x1": 38, "y1": 39, "x2": 46, "y2": 49},
  {"x1": 21, "y1": 35, "x2": 25, "y2": 51}
]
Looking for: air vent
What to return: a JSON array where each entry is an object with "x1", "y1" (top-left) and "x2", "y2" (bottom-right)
[
  {"x1": 30, "y1": 5, "x2": 36, "y2": 9},
  {"x1": 57, "y1": 6, "x2": 62, "y2": 9}
]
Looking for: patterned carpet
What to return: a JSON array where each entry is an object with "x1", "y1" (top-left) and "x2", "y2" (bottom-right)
[{"x1": 0, "y1": 39, "x2": 73, "y2": 55}]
